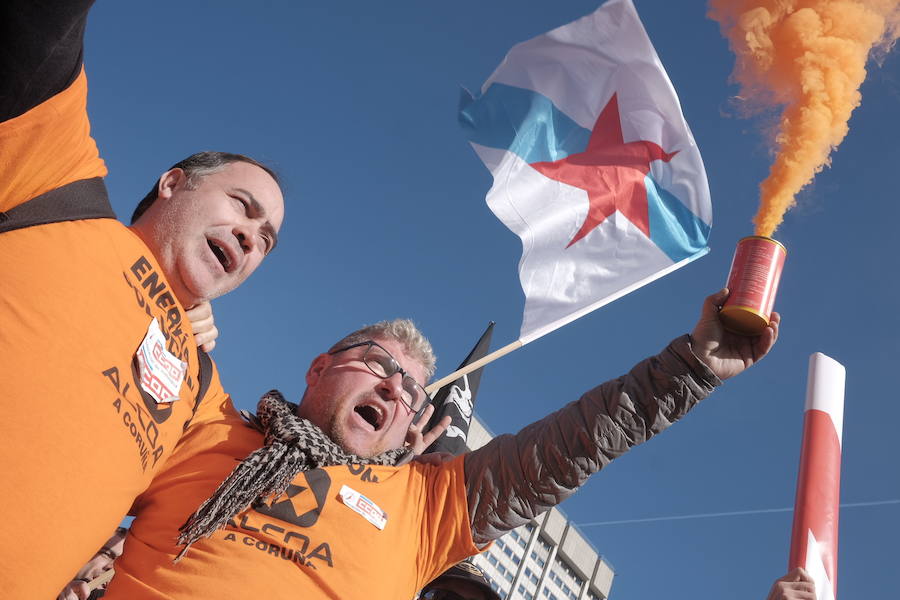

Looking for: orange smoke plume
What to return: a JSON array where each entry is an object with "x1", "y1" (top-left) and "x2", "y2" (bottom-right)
[{"x1": 709, "y1": 0, "x2": 900, "y2": 236}]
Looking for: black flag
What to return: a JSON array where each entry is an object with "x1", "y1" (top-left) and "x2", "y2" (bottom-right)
[{"x1": 424, "y1": 322, "x2": 494, "y2": 455}]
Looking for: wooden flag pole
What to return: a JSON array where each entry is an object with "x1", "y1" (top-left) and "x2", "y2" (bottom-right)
[
  {"x1": 425, "y1": 340, "x2": 522, "y2": 394},
  {"x1": 421, "y1": 249, "x2": 714, "y2": 395},
  {"x1": 88, "y1": 568, "x2": 115, "y2": 590}
]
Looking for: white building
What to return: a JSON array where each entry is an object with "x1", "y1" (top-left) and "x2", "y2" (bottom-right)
[{"x1": 464, "y1": 416, "x2": 615, "y2": 600}]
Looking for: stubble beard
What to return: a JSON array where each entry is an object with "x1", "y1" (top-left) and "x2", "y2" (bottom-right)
[{"x1": 324, "y1": 409, "x2": 377, "y2": 459}]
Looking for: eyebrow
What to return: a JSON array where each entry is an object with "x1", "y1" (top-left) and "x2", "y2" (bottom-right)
[{"x1": 231, "y1": 187, "x2": 279, "y2": 251}]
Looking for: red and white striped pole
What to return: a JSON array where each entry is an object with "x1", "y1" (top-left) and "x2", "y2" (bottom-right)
[{"x1": 789, "y1": 353, "x2": 845, "y2": 600}]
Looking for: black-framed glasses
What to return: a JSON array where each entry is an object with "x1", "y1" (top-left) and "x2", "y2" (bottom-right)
[{"x1": 329, "y1": 340, "x2": 430, "y2": 414}]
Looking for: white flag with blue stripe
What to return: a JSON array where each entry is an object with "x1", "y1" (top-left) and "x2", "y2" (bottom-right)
[{"x1": 460, "y1": 0, "x2": 712, "y2": 343}]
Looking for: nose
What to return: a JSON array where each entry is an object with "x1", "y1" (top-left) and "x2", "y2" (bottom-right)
[
  {"x1": 234, "y1": 222, "x2": 260, "y2": 255},
  {"x1": 377, "y1": 372, "x2": 406, "y2": 406}
]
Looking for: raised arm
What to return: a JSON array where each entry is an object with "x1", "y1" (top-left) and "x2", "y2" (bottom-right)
[
  {"x1": 0, "y1": 0, "x2": 95, "y2": 121},
  {"x1": 464, "y1": 290, "x2": 780, "y2": 543},
  {"x1": 0, "y1": 0, "x2": 107, "y2": 216}
]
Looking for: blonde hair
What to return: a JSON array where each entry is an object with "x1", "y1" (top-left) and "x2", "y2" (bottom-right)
[{"x1": 329, "y1": 319, "x2": 436, "y2": 380}]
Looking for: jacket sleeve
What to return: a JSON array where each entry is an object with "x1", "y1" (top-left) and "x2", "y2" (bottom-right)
[
  {"x1": 0, "y1": 0, "x2": 96, "y2": 121},
  {"x1": 0, "y1": 0, "x2": 106, "y2": 212},
  {"x1": 463, "y1": 334, "x2": 721, "y2": 545}
]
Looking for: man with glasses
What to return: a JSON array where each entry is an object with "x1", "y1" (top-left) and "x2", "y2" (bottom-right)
[
  {"x1": 420, "y1": 561, "x2": 501, "y2": 600},
  {"x1": 299, "y1": 338, "x2": 435, "y2": 457},
  {"x1": 106, "y1": 318, "x2": 460, "y2": 599},
  {"x1": 102, "y1": 289, "x2": 780, "y2": 599}
]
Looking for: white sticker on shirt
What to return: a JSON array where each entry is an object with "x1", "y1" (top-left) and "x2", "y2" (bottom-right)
[
  {"x1": 339, "y1": 484, "x2": 388, "y2": 530},
  {"x1": 136, "y1": 318, "x2": 187, "y2": 404}
]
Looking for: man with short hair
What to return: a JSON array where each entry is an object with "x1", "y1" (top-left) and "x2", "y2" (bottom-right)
[
  {"x1": 128, "y1": 151, "x2": 283, "y2": 306},
  {"x1": 57, "y1": 527, "x2": 127, "y2": 600},
  {"x1": 0, "y1": 1, "x2": 284, "y2": 596},
  {"x1": 103, "y1": 289, "x2": 780, "y2": 599},
  {"x1": 420, "y1": 561, "x2": 501, "y2": 600}
]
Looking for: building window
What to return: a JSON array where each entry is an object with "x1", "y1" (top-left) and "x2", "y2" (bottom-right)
[{"x1": 545, "y1": 557, "x2": 585, "y2": 600}]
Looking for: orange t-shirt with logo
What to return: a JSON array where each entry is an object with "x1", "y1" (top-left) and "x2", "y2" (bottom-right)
[
  {"x1": 0, "y1": 69, "x2": 229, "y2": 598},
  {"x1": 106, "y1": 399, "x2": 481, "y2": 600}
]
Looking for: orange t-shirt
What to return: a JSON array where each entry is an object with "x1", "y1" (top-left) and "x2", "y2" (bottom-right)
[
  {"x1": 106, "y1": 401, "x2": 481, "y2": 600},
  {"x1": 0, "y1": 69, "x2": 229, "y2": 598}
]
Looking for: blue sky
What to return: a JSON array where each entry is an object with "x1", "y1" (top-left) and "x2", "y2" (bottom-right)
[{"x1": 85, "y1": 1, "x2": 899, "y2": 598}]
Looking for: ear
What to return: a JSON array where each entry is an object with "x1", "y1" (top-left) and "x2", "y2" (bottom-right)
[
  {"x1": 156, "y1": 168, "x2": 187, "y2": 202},
  {"x1": 305, "y1": 354, "x2": 333, "y2": 388}
]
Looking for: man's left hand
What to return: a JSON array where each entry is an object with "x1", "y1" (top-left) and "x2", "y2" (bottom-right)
[
  {"x1": 187, "y1": 302, "x2": 219, "y2": 353},
  {"x1": 405, "y1": 404, "x2": 452, "y2": 454},
  {"x1": 691, "y1": 288, "x2": 780, "y2": 381}
]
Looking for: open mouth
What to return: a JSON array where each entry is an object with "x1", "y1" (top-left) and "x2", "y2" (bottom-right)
[
  {"x1": 354, "y1": 404, "x2": 385, "y2": 431},
  {"x1": 208, "y1": 240, "x2": 232, "y2": 272}
]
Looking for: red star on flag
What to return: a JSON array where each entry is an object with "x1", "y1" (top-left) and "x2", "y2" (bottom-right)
[{"x1": 529, "y1": 94, "x2": 679, "y2": 248}]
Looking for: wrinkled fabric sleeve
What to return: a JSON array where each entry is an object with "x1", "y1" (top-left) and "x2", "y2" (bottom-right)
[
  {"x1": 0, "y1": 0, "x2": 95, "y2": 120},
  {"x1": 464, "y1": 334, "x2": 721, "y2": 544},
  {"x1": 0, "y1": 0, "x2": 106, "y2": 211}
]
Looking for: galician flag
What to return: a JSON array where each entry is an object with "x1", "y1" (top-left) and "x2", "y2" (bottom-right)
[{"x1": 460, "y1": 0, "x2": 711, "y2": 343}]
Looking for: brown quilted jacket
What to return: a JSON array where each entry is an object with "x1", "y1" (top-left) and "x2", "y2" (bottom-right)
[{"x1": 464, "y1": 334, "x2": 721, "y2": 544}]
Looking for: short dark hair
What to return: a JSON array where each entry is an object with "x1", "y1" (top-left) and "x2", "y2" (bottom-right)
[
  {"x1": 423, "y1": 561, "x2": 501, "y2": 600},
  {"x1": 130, "y1": 151, "x2": 280, "y2": 224}
]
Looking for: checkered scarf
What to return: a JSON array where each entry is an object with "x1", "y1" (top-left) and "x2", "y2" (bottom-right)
[{"x1": 176, "y1": 389, "x2": 411, "y2": 560}]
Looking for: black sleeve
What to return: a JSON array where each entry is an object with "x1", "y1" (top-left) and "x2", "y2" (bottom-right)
[{"x1": 0, "y1": 0, "x2": 96, "y2": 121}]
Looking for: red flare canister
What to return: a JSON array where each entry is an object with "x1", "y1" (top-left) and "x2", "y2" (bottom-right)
[{"x1": 720, "y1": 236, "x2": 786, "y2": 335}]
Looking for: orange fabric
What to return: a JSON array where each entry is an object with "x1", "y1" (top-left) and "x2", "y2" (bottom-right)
[
  {"x1": 106, "y1": 403, "x2": 481, "y2": 600},
  {"x1": 0, "y1": 73, "x2": 227, "y2": 598},
  {"x1": 0, "y1": 68, "x2": 106, "y2": 211}
]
